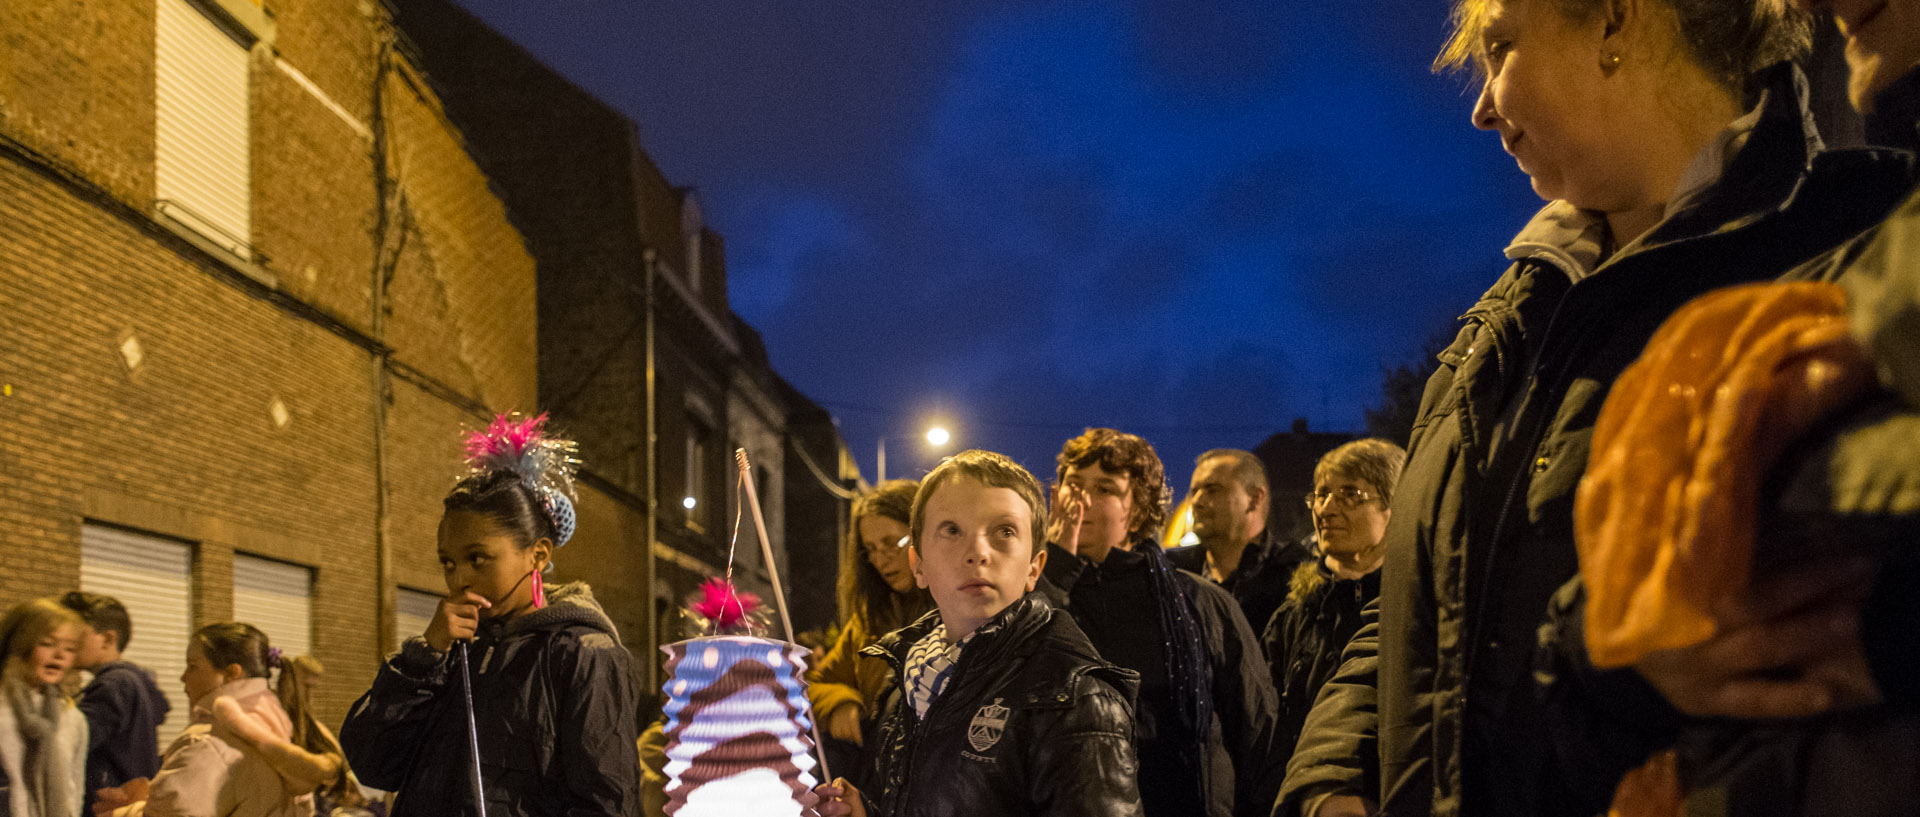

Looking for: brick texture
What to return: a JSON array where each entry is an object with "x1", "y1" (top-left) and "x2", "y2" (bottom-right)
[{"x1": 0, "y1": 0, "x2": 541, "y2": 731}]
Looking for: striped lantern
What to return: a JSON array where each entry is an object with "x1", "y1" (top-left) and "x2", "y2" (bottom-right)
[{"x1": 661, "y1": 636, "x2": 822, "y2": 817}]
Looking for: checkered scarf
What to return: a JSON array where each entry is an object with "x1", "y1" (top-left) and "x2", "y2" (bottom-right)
[{"x1": 903, "y1": 622, "x2": 975, "y2": 719}]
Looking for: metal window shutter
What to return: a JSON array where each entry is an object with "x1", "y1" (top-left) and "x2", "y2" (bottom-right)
[
  {"x1": 155, "y1": 0, "x2": 250, "y2": 249},
  {"x1": 394, "y1": 588, "x2": 440, "y2": 647},
  {"x1": 232, "y1": 554, "x2": 313, "y2": 662},
  {"x1": 80, "y1": 525, "x2": 195, "y2": 748}
]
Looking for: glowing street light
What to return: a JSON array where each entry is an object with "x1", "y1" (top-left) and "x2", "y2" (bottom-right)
[
  {"x1": 683, "y1": 496, "x2": 698, "y2": 510},
  {"x1": 878, "y1": 425, "x2": 954, "y2": 482}
]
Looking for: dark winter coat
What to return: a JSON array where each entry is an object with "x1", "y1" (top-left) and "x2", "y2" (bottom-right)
[
  {"x1": 340, "y1": 582, "x2": 640, "y2": 817},
  {"x1": 1167, "y1": 533, "x2": 1313, "y2": 642},
  {"x1": 77, "y1": 660, "x2": 170, "y2": 810},
  {"x1": 1277, "y1": 64, "x2": 1918, "y2": 817},
  {"x1": 1523, "y1": 67, "x2": 1920, "y2": 817},
  {"x1": 1261, "y1": 559, "x2": 1378, "y2": 768},
  {"x1": 1044, "y1": 541, "x2": 1281, "y2": 817},
  {"x1": 858, "y1": 592, "x2": 1143, "y2": 817}
]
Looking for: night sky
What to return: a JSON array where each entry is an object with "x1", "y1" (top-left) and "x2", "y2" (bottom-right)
[{"x1": 451, "y1": 1, "x2": 1542, "y2": 487}]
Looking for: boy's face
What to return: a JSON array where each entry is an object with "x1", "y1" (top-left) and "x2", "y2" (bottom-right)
[
  {"x1": 1061, "y1": 463, "x2": 1135, "y2": 553},
  {"x1": 73, "y1": 625, "x2": 117, "y2": 670},
  {"x1": 909, "y1": 478, "x2": 1047, "y2": 640}
]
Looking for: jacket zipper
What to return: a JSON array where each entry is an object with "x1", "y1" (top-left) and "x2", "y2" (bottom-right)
[
  {"x1": 1463, "y1": 256, "x2": 1584, "y2": 677},
  {"x1": 1463, "y1": 221, "x2": 1733, "y2": 669},
  {"x1": 890, "y1": 626, "x2": 987, "y2": 810}
]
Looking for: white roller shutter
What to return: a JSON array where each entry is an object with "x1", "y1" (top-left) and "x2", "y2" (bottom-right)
[
  {"x1": 80, "y1": 525, "x2": 194, "y2": 748},
  {"x1": 231, "y1": 554, "x2": 312, "y2": 663},
  {"x1": 155, "y1": 0, "x2": 251, "y2": 253},
  {"x1": 393, "y1": 588, "x2": 441, "y2": 648}
]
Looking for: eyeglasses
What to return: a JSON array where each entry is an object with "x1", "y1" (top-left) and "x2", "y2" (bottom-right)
[{"x1": 1304, "y1": 486, "x2": 1377, "y2": 510}]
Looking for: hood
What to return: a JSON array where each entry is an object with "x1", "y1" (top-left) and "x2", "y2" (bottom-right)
[
  {"x1": 1504, "y1": 200, "x2": 1610, "y2": 283},
  {"x1": 191, "y1": 676, "x2": 289, "y2": 736},
  {"x1": 99, "y1": 661, "x2": 172, "y2": 717},
  {"x1": 498, "y1": 580, "x2": 619, "y2": 640}
]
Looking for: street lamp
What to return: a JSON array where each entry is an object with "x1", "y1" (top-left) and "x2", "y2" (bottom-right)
[{"x1": 877, "y1": 425, "x2": 953, "y2": 483}]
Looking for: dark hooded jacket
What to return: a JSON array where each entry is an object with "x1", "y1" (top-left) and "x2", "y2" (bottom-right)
[
  {"x1": 77, "y1": 660, "x2": 170, "y2": 810},
  {"x1": 858, "y1": 592, "x2": 1143, "y2": 817},
  {"x1": 340, "y1": 581, "x2": 640, "y2": 817},
  {"x1": 1277, "y1": 64, "x2": 1917, "y2": 817},
  {"x1": 1167, "y1": 532, "x2": 1313, "y2": 639},
  {"x1": 1045, "y1": 539, "x2": 1281, "y2": 817},
  {"x1": 1521, "y1": 66, "x2": 1920, "y2": 817},
  {"x1": 1262, "y1": 558, "x2": 1379, "y2": 768}
]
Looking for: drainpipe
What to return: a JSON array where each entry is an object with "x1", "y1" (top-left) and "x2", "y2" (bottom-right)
[
  {"x1": 368, "y1": 28, "x2": 397, "y2": 660},
  {"x1": 643, "y1": 246, "x2": 658, "y2": 690}
]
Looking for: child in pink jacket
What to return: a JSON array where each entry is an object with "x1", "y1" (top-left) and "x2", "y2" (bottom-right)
[{"x1": 96, "y1": 623, "x2": 312, "y2": 817}]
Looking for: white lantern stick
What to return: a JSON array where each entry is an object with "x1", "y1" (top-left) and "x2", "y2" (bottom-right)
[{"x1": 733, "y1": 448, "x2": 833, "y2": 786}]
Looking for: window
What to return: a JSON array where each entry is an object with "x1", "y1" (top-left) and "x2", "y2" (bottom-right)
[
  {"x1": 394, "y1": 587, "x2": 441, "y2": 647},
  {"x1": 231, "y1": 554, "x2": 312, "y2": 659},
  {"x1": 80, "y1": 524, "x2": 194, "y2": 747},
  {"x1": 155, "y1": 0, "x2": 252, "y2": 257},
  {"x1": 685, "y1": 417, "x2": 711, "y2": 530}
]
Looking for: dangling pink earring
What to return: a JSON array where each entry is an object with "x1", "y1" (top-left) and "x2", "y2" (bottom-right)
[{"x1": 532, "y1": 567, "x2": 547, "y2": 609}]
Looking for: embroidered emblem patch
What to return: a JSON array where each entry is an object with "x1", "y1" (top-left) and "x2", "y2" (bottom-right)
[{"x1": 968, "y1": 698, "x2": 1010, "y2": 752}]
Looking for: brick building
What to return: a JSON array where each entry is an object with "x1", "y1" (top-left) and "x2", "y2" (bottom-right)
[
  {"x1": 0, "y1": 0, "x2": 640, "y2": 739},
  {"x1": 2, "y1": 0, "x2": 852, "y2": 741},
  {"x1": 390, "y1": 0, "x2": 855, "y2": 693}
]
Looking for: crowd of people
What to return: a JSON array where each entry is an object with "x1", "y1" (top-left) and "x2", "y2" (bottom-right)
[
  {"x1": 815, "y1": 0, "x2": 1920, "y2": 812},
  {"x1": 5, "y1": 0, "x2": 1919, "y2": 814}
]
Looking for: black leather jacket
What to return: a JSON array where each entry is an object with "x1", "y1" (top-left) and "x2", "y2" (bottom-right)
[
  {"x1": 858, "y1": 593, "x2": 1144, "y2": 817},
  {"x1": 340, "y1": 582, "x2": 641, "y2": 817}
]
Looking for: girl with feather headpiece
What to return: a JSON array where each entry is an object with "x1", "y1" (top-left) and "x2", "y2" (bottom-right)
[{"x1": 339, "y1": 414, "x2": 642, "y2": 817}]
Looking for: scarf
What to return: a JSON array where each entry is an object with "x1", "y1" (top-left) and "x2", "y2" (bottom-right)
[
  {"x1": 1133, "y1": 536, "x2": 1215, "y2": 748},
  {"x1": 4, "y1": 673, "x2": 75, "y2": 817},
  {"x1": 902, "y1": 623, "x2": 974, "y2": 720}
]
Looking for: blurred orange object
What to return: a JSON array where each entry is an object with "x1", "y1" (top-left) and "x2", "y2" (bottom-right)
[
  {"x1": 1577, "y1": 281, "x2": 1877, "y2": 817},
  {"x1": 1576, "y1": 281, "x2": 1873, "y2": 669}
]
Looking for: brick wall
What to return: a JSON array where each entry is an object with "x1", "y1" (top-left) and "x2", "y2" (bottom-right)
[
  {"x1": 0, "y1": 151, "x2": 382, "y2": 724},
  {"x1": 0, "y1": 0, "x2": 156, "y2": 205},
  {"x1": 0, "y1": 0, "x2": 542, "y2": 731}
]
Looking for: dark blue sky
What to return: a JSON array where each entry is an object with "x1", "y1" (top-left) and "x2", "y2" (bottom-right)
[{"x1": 453, "y1": 1, "x2": 1541, "y2": 486}]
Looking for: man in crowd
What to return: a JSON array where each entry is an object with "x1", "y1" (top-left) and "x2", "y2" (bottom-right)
[{"x1": 1168, "y1": 449, "x2": 1310, "y2": 638}]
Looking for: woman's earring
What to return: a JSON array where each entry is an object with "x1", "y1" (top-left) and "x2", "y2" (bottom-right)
[
  {"x1": 1601, "y1": 50, "x2": 1622, "y2": 71},
  {"x1": 532, "y1": 565, "x2": 547, "y2": 609}
]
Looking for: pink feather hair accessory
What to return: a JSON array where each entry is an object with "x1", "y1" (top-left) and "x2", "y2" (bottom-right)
[
  {"x1": 462, "y1": 412, "x2": 582, "y2": 545},
  {"x1": 464, "y1": 413, "x2": 553, "y2": 468},
  {"x1": 690, "y1": 578, "x2": 761, "y2": 633}
]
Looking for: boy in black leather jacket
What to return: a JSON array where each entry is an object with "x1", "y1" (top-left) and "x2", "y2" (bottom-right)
[{"x1": 814, "y1": 449, "x2": 1144, "y2": 817}]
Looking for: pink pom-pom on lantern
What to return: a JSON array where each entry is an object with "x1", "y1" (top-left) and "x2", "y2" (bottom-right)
[{"x1": 691, "y1": 578, "x2": 761, "y2": 632}]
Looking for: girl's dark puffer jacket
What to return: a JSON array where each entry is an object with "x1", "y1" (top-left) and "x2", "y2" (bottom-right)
[{"x1": 341, "y1": 581, "x2": 640, "y2": 817}]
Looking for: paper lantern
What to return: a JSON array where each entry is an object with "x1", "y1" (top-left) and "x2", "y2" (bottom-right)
[{"x1": 661, "y1": 636, "x2": 822, "y2": 817}]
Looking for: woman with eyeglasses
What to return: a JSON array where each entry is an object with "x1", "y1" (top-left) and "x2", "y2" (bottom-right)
[
  {"x1": 1261, "y1": 438, "x2": 1405, "y2": 770},
  {"x1": 805, "y1": 479, "x2": 934, "y2": 787}
]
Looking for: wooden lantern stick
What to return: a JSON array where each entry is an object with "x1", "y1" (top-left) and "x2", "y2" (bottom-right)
[{"x1": 733, "y1": 448, "x2": 832, "y2": 786}]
